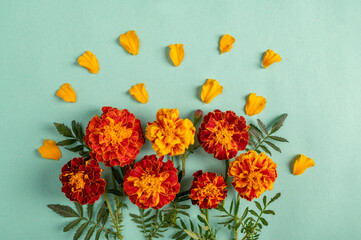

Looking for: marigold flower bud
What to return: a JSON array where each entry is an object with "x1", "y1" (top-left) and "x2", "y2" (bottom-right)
[{"x1": 193, "y1": 109, "x2": 203, "y2": 126}]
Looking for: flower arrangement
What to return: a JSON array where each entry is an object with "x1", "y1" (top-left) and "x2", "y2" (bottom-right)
[{"x1": 42, "y1": 30, "x2": 315, "y2": 240}]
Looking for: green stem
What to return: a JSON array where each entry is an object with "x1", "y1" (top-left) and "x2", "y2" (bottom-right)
[
  {"x1": 103, "y1": 191, "x2": 122, "y2": 239},
  {"x1": 253, "y1": 132, "x2": 271, "y2": 151},
  {"x1": 205, "y1": 209, "x2": 216, "y2": 240},
  {"x1": 140, "y1": 209, "x2": 151, "y2": 240},
  {"x1": 234, "y1": 196, "x2": 240, "y2": 240},
  {"x1": 79, "y1": 216, "x2": 115, "y2": 235}
]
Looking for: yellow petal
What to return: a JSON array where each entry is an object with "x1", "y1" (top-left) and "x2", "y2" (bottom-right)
[
  {"x1": 169, "y1": 44, "x2": 184, "y2": 67},
  {"x1": 201, "y1": 79, "x2": 223, "y2": 104},
  {"x1": 77, "y1": 51, "x2": 100, "y2": 74},
  {"x1": 293, "y1": 154, "x2": 315, "y2": 175},
  {"x1": 245, "y1": 93, "x2": 267, "y2": 116},
  {"x1": 38, "y1": 139, "x2": 62, "y2": 160},
  {"x1": 262, "y1": 49, "x2": 281, "y2": 68},
  {"x1": 119, "y1": 30, "x2": 140, "y2": 55},
  {"x1": 129, "y1": 83, "x2": 149, "y2": 104},
  {"x1": 219, "y1": 34, "x2": 235, "y2": 54},
  {"x1": 56, "y1": 83, "x2": 76, "y2": 103}
]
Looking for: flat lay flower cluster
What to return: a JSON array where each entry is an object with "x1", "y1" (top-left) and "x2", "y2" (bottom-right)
[{"x1": 40, "y1": 30, "x2": 315, "y2": 240}]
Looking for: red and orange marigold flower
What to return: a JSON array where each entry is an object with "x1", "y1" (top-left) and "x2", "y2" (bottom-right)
[
  {"x1": 228, "y1": 150, "x2": 277, "y2": 201},
  {"x1": 123, "y1": 155, "x2": 180, "y2": 209},
  {"x1": 145, "y1": 108, "x2": 195, "y2": 156},
  {"x1": 197, "y1": 110, "x2": 249, "y2": 160},
  {"x1": 189, "y1": 170, "x2": 228, "y2": 209},
  {"x1": 60, "y1": 157, "x2": 106, "y2": 205},
  {"x1": 84, "y1": 107, "x2": 145, "y2": 167}
]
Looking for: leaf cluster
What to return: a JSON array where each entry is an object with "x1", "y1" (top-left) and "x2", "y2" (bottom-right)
[
  {"x1": 48, "y1": 201, "x2": 115, "y2": 240},
  {"x1": 54, "y1": 120, "x2": 90, "y2": 157},
  {"x1": 247, "y1": 114, "x2": 289, "y2": 155}
]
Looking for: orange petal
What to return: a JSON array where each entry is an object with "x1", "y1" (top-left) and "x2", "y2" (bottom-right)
[
  {"x1": 169, "y1": 44, "x2": 184, "y2": 67},
  {"x1": 77, "y1": 51, "x2": 100, "y2": 74},
  {"x1": 119, "y1": 30, "x2": 140, "y2": 55},
  {"x1": 293, "y1": 154, "x2": 315, "y2": 175},
  {"x1": 38, "y1": 139, "x2": 62, "y2": 160},
  {"x1": 219, "y1": 34, "x2": 235, "y2": 54},
  {"x1": 245, "y1": 93, "x2": 267, "y2": 116},
  {"x1": 262, "y1": 49, "x2": 281, "y2": 68},
  {"x1": 201, "y1": 79, "x2": 223, "y2": 104},
  {"x1": 129, "y1": 83, "x2": 149, "y2": 104},
  {"x1": 56, "y1": 83, "x2": 76, "y2": 103}
]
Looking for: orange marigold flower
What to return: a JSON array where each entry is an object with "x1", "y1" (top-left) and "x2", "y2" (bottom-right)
[
  {"x1": 60, "y1": 158, "x2": 106, "y2": 205},
  {"x1": 145, "y1": 108, "x2": 195, "y2": 156},
  {"x1": 228, "y1": 150, "x2": 277, "y2": 201},
  {"x1": 189, "y1": 170, "x2": 228, "y2": 209},
  {"x1": 84, "y1": 107, "x2": 145, "y2": 167},
  {"x1": 123, "y1": 155, "x2": 180, "y2": 209},
  {"x1": 197, "y1": 110, "x2": 249, "y2": 160}
]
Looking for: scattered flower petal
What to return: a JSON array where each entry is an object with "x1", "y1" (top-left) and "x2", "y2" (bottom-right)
[
  {"x1": 77, "y1": 51, "x2": 100, "y2": 74},
  {"x1": 293, "y1": 154, "x2": 315, "y2": 175},
  {"x1": 56, "y1": 83, "x2": 76, "y2": 103},
  {"x1": 169, "y1": 44, "x2": 184, "y2": 67},
  {"x1": 262, "y1": 49, "x2": 281, "y2": 68},
  {"x1": 219, "y1": 34, "x2": 235, "y2": 54},
  {"x1": 201, "y1": 79, "x2": 223, "y2": 104},
  {"x1": 119, "y1": 30, "x2": 140, "y2": 55},
  {"x1": 245, "y1": 93, "x2": 267, "y2": 116},
  {"x1": 38, "y1": 139, "x2": 62, "y2": 160},
  {"x1": 129, "y1": 83, "x2": 148, "y2": 104}
]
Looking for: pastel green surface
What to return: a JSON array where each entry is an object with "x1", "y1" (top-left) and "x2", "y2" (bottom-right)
[{"x1": 1, "y1": 0, "x2": 360, "y2": 239}]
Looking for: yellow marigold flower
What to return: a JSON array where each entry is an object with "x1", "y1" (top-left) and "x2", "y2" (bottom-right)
[
  {"x1": 201, "y1": 79, "x2": 223, "y2": 104},
  {"x1": 219, "y1": 34, "x2": 235, "y2": 54},
  {"x1": 129, "y1": 83, "x2": 149, "y2": 104},
  {"x1": 228, "y1": 150, "x2": 277, "y2": 201},
  {"x1": 119, "y1": 30, "x2": 139, "y2": 55},
  {"x1": 293, "y1": 154, "x2": 315, "y2": 175},
  {"x1": 245, "y1": 93, "x2": 266, "y2": 116},
  {"x1": 146, "y1": 108, "x2": 195, "y2": 156},
  {"x1": 77, "y1": 51, "x2": 100, "y2": 74},
  {"x1": 38, "y1": 139, "x2": 62, "y2": 160},
  {"x1": 262, "y1": 49, "x2": 281, "y2": 68},
  {"x1": 56, "y1": 83, "x2": 76, "y2": 103},
  {"x1": 169, "y1": 44, "x2": 184, "y2": 67}
]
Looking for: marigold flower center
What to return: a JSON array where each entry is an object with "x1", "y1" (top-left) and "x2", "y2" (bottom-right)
[
  {"x1": 162, "y1": 126, "x2": 175, "y2": 139},
  {"x1": 247, "y1": 172, "x2": 262, "y2": 188},
  {"x1": 215, "y1": 127, "x2": 233, "y2": 145},
  {"x1": 198, "y1": 183, "x2": 221, "y2": 198},
  {"x1": 135, "y1": 173, "x2": 168, "y2": 196},
  {"x1": 67, "y1": 171, "x2": 87, "y2": 190},
  {"x1": 103, "y1": 122, "x2": 132, "y2": 144}
]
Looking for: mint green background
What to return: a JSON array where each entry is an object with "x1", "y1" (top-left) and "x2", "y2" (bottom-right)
[{"x1": 1, "y1": 0, "x2": 361, "y2": 239}]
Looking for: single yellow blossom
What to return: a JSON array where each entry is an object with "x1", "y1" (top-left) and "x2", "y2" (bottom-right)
[
  {"x1": 293, "y1": 154, "x2": 315, "y2": 175},
  {"x1": 38, "y1": 139, "x2": 62, "y2": 160},
  {"x1": 262, "y1": 49, "x2": 281, "y2": 68},
  {"x1": 245, "y1": 93, "x2": 266, "y2": 116},
  {"x1": 77, "y1": 51, "x2": 100, "y2": 74},
  {"x1": 169, "y1": 44, "x2": 184, "y2": 67},
  {"x1": 56, "y1": 83, "x2": 76, "y2": 103},
  {"x1": 129, "y1": 83, "x2": 149, "y2": 104},
  {"x1": 119, "y1": 30, "x2": 140, "y2": 55},
  {"x1": 219, "y1": 34, "x2": 235, "y2": 54},
  {"x1": 201, "y1": 79, "x2": 223, "y2": 104}
]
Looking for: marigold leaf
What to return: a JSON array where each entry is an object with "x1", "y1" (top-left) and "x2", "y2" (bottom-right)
[
  {"x1": 87, "y1": 204, "x2": 93, "y2": 219},
  {"x1": 74, "y1": 202, "x2": 83, "y2": 217},
  {"x1": 107, "y1": 189, "x2": 123, "y2": 196},
  {"x1": 97, "y1": 202, "x2": 107, "y2": 223},
  {"x1": 84, "y1": 225, "x2": 96, "y2": 240},
  {"x1": 255, "y1": 201, "x2": 262, "y2": 212},
  {"x1": 262, "y1": 196, "x2": 267, "y2": 207},
  {"x1": 172, "y1": 231, "x2": 183, "y2": 239},
  {"x1": 270, "y1": 193, "x2": 281, "y2": 203},
  {"x1": 269, "y1": 136, "x2": 289, "y2": 142},
  {"x1": 271, "y1": 114, "x2": 288, "y2": 133},
  {"x1": 257, "y1": 119, "x2": 268, "y2": 135},
  {"x1": 63, "y1": 219, "x2": 82, "y2": 232},
  {"x1": 54, "y1": 123, "x2": 73, "y2": 138},
  {"x1": 260, "y1": 217, "x2": 268, "y2": 226},
  {"x1": 177, "y1": 205, "x2": 191, "y2": 210},
  {"x1": 178, "y1": 210, "x2": 190, "y2": 217},
  {"x1": 240, "y1": 207, "x2": 248, "y2": 221},
  {"x1": 66, "y1": 145, "x2": 84, "y2": 153},
  {"x1": 73, "y1": 221, "x2": 89, "y2": 240},
  {"x1": 260, "y1": 145, "x2": 272, "y2": 156},
  {"x1": 57, "y1": 139, "x2": 77, "y2": 146},
  {"x1": 183, "y1": 229, "x2": 199, "y2": 240},
  {"x1": 95, "y1": 229, "x2": 102, "y2": 240},
  {"x1": 111, "y1": 167, "x2": 122, "y2": 185},
  {"x1": 48, "y1": 204, "x2": 78, "y2": 218},
  {"x1": 249, "y1": 210, "x2": 258, "y2": 217},
  {"x1": 265, "y1": 141, "x2": 281, "y2": 153},
  {"x1": 263, "y1": 210, "x2": 275, "y2": 215}
]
